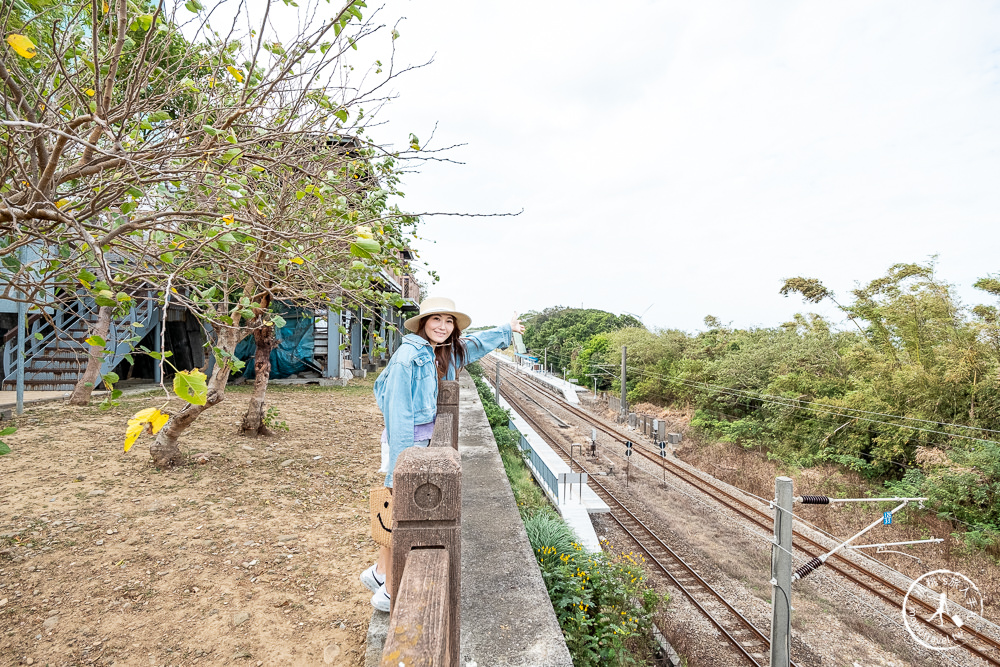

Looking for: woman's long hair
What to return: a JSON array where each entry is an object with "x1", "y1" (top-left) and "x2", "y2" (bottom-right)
[{"x1": 418, "y1": 316, "x2": 467, "y2": 379}]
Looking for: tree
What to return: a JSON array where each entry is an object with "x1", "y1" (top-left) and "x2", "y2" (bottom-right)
[{"x1": 3, "y1": 0, "x2": 427, "y2": 463}]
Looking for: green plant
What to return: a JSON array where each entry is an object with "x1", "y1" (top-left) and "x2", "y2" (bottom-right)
[
  {"x1": 0, "y1": 426, "x2": 15, "y2": 455},
  {"x1": 530, "y1": 529, "x2": 662, "y2": 666},
  {"x1": 263, "y1": 406, "x2": 289, "y2": 432}
]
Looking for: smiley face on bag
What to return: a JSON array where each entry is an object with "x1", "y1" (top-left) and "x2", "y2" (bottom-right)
[{"x1": 369, "y1": 487, "x2": 393, "y2": 547}]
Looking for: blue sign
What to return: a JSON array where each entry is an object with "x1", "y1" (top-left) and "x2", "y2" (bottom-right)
[{"x1": 883, "y1": 511, "x2": 892, "y2": 526}]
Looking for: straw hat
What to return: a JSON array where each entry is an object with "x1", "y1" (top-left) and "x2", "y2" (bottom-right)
[{"x1": 404, "y1": 297, "x2": 472, "y2": 333}]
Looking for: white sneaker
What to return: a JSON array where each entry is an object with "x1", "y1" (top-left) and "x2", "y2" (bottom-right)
[
  {"x1": 360, "y1": 563, "x2": 384, "y2": 593},
  {"x1": 371, "y1": 584, "x2": 390, "y2": 612}
]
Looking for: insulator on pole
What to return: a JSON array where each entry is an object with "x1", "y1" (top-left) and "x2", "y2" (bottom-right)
[
  {"x1": 796, "y1": 495, "x2": 830, "y2": 504},
  {"x1": 792, "y1": 556, "x2": 824, "y2": 580}
]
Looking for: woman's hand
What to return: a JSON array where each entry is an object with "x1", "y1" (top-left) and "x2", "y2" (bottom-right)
[{"x1": 510, "y1": 313, "x2": 525, "y2": 334}]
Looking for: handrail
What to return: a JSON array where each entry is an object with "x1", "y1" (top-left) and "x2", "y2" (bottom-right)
[
  {"x1": 509, "y1": 419, "x2": 560, "y2": 503},
  {"x1": 382, "y1": 379, "x2": 461, "y2": 667}
]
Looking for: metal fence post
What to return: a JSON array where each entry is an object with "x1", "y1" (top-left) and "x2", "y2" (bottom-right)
[{"x1": 770, "y1": 476, "x2": 793, "y2": 667}]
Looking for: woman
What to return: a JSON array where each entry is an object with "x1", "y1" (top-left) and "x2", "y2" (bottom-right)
[{"x1": 360, "y1": 296, "x2": 525, "y2": 611}]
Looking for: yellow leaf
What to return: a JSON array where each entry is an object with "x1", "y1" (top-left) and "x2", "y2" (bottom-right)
[
  {"x1": 6, "y1": 34, "x2": 37, "y2": 59},
  {"x1": 132, "y1": 407, "x2": 158, "y2": 421},
  {"x1": 290, "y1": 257, "x2": 304, "y2": 265},
  {"x1": 226, "y1": 65, "x2": 244, "y2": 82},
  {"x1": 123, "y1": 419, "x2": 145, "y2": 452},
  {"x1": 124, "y1": 407, "x2": 169, "y2": 451},
  {"x1": 85, "y1": 88, "x2": 96, "y2": 97},
  {"x1": 221, "y1": 214, "x2": 234, "y2": 225},
  {"x1": 149, "y1": 410, "x2": 169, "y2": 434},
  {"x1": 102, "y1": 0, "x2": 109, "y2": 12}
]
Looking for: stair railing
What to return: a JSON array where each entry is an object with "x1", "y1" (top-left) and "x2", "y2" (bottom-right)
[
  {"x1": 1, "y1": 296, "x2": 90, "y2": 384},
  {"x1": 2, "y1": 291, "x2": 161, "y2": 386}
]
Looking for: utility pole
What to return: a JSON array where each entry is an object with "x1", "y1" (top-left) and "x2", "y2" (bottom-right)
[
  {"x1": 620, "y1": 346, "x2": 627, "y2": 418},
  {"x1": 495, "y1": 357, "x2": 501, "y2": 402},
  {"x1": 770, "y1": 476, "x2": 793, "y2": 667},
  {"x1": 563, "y1": 367, "x2": 567, "y2": 383},
  {"x1": 543, "y1": 349, "x2": 547, "y2": 374}
]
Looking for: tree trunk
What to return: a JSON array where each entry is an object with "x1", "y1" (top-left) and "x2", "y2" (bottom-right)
[
  {"x1": 148, "y1": 326, "x2": 242, "y2": 468},
  {"x1": 239, "y1": 325, "x2": 277, "y2": 436},
  {"x1": 68, "y1": 305, "x2": 113, "y2": 406}
]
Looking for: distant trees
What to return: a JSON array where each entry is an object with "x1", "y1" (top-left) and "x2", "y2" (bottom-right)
[
  {"x1": 521, "y1": 306, "x2": 643, "y2": 374},
  {"x1": 534, "y1": 261, "x2": 1000, "y2": 550}
]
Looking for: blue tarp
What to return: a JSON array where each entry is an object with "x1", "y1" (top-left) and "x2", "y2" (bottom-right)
[{"x1": 234, "y1": 310, "x2": 315, "y2": 379}]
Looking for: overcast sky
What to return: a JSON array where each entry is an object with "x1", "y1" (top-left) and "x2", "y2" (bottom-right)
[{"x1": 325, "y1": 1, "x2": 1000, "y2": 332}]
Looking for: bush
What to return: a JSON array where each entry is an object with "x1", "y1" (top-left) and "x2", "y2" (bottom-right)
[{"x1": 526, "y1": 519, "x2": 662, "y2": 666}]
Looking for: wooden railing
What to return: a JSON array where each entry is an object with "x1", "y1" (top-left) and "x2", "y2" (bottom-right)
[{"x1": 382, "y1": 379, "x2": 461, "y2": 667}]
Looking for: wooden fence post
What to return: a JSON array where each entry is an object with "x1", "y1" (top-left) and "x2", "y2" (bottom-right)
[
  {"x1": 431, "y1": 380, "x2": 460, "y2": 450},
  {"x1": 386, "y1": 446, "x2": 461, "y2": 667}
]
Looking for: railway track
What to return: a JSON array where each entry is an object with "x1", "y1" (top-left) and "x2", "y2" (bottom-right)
[
  {"x1": 491, "y1": 357, "x2": 1000, "y2": 667},
  {"x1": 493, "y1": 364, "x2": 794, "y2": 666}
]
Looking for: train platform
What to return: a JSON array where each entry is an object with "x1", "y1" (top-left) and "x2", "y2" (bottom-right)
[
  {"x1": 365, "y1": 371, "x2": 573, "y2": 666},
  {"x1": 487, "y1": 375, "x2": 608, "y2": 553},
  {"x1": 492, "y1": 353, "x2": 584, "y2": 404}
]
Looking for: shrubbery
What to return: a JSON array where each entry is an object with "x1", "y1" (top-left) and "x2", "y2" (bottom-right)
[{"x1": 538, "y1": 262, "x2": 1000, "y2": 553}]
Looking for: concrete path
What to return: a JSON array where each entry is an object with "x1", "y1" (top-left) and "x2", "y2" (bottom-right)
[{"x1": 456, "y1": 371, "x2": 572, "y2": 666}]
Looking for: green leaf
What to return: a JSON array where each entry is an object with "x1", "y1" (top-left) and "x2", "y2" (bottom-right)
[
  {"x1": 1, "y1": 424, "x2": 16, "y2": 454},
  {"x1": 33, "y1": 332, "x2": 43, "y2": 340},
  {"x1": 174, "y1": 369, "x2": 208, "y2": 406},
  {"x1": 78, "y1": 269, "x2": 97, "y2": 283},
  {"x1": 270, "y1": 315, "x2": 286, "y2": 329},
  {"x1": 334, "y1": 108, "x2": 348, "y2": 123},
  {"x1": 103, "y1": 372, "x2": 120, "y2": 385},
  {"x1": 148, "y1": 111, "x2": 171, "y2": 122},
  {"x1": 202, "y1": 124, "x2": 220, "y2": 136},
  {"x1": 184, "y1": 0, "x2": 203, "y2": 12},
  {"x1": 350, "y1": 238, "x2": 380, "y2": 258},
  {"x1": 85, "y1": 335, "x2": 107, "y2": 347}
]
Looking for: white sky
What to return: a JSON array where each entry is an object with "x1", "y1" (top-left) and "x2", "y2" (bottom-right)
[{"x1": 287, "y1": 1, "x2": 1000, "y2": 332}]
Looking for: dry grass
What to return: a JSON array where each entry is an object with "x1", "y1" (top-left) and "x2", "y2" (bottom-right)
[{"x1": 677, "y1": 434, "x2": 1000, "y2": 620}]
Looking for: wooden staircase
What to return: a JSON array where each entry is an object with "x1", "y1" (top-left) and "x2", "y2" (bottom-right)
[{"x1": 1, "y1": 293, "x2": 160, "y2": 391}]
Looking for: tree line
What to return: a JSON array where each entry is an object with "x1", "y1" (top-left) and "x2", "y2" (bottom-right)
[{"x1": 524, "y1": 261, "x2": 1000, "y2": 550}]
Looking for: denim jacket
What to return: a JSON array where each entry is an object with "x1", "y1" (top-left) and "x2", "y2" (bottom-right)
[{"x1": 374, "y1": 323, "x2": 512, "y2": 486}]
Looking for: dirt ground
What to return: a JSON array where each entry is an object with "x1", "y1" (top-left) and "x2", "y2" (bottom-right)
[{"x1": 0, "y1": 379, "x2": 385, "y2": 667}]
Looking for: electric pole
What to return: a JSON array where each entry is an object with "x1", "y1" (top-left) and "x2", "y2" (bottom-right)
[{"x1": 620, "y1": 346, "x2": 627, "y2": 418}]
